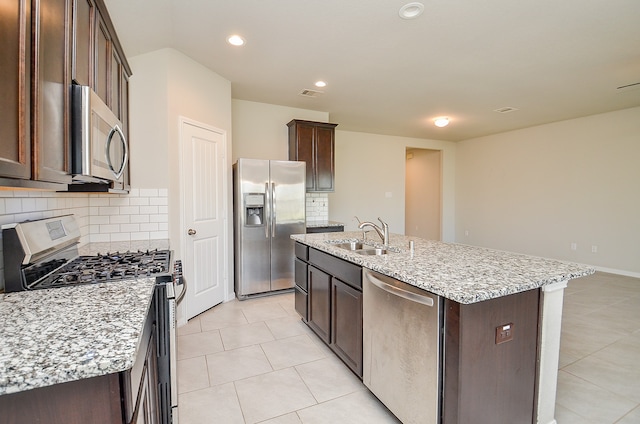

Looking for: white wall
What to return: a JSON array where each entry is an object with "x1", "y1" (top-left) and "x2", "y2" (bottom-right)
[
  {"x1": 456, "y1": 106, "x2": 640, "y2": 276},
  {"x1": 329, "y1": 131, "x2": 456, "y2": 242},
  {"x1": 128, "y1": 48, "x2": 234, "y2": 302},
  {"x1": 129, "y1": 48, "x2": 232, "y2": 252},
  {"x1": 231, "y1": 100, "x2": 328, "y2": 162},
  {"x1": 231, "y1": 102, "x2": 457, "y2": 240},
  {"x1": 128, "y1": 52, "x2": 170, "y2": 188}
]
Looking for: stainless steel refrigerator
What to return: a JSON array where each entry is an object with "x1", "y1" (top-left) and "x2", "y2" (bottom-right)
[{"x1": 233, "y1": 159, "x2": 306, "y2": 298}]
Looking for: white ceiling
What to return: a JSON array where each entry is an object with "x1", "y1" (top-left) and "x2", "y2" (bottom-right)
[{"x1": 103, "y1": 0, "x2": 640, "y2": 141}]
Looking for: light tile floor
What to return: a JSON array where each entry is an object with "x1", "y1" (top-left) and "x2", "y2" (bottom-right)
[{"x1": 177, "y1": 272, "x2": 640, "y2": 423}]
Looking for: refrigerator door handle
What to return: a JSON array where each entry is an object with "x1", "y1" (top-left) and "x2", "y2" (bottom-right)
[
  {"x1": 265, "y1": 182, "x2": 270, "y2": 238},
  {"x1": 271, "y1": 182, "x2": 277, "y2": 237}
]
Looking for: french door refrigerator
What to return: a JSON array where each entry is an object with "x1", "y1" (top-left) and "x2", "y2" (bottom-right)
[{"x1": 233, "y1": 158, "x2": 306, "y2": 298}]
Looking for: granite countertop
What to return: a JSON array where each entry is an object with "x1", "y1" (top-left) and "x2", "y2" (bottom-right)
[
  {"x1": 291, "y1": 231, "x2": 595, "y2": 304},
  {"x1": 0, "y1": 278, "x2": 156, "y2": 395},
  {"x1": 306, "y1": 220, "x2": 344, "y2": 228}
]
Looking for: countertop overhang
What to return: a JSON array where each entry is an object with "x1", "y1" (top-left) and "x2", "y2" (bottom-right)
[
  {"x1": 0, "y1": 278, "x2": 156, "y2": 395},
  {"x1": 291, "y1": 231, "x2": 595, "y2": 304},
  {"x1": 305, "y1": 220, "x2": 344, "y2": 229}
]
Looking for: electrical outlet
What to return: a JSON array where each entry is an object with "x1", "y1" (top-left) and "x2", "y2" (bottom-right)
[
  {"x1": 591, "y1": 245, "x2": 598, "y2": 253},
  {"x1": 570, "y1": 242, "x2": 577, "y2": 251},
  {"x1": 495, "y1": 323, "x2": 514, "y2": 344},
  {"x1": 465, "y1": 230, "x2": 469, "y2": 237}
]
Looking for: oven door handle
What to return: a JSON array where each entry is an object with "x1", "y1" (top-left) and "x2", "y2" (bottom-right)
[{"x1": 176, "y1": 277, "x2": 187, "y2": 305}]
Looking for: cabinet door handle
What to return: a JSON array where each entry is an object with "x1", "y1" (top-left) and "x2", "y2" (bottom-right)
[{"x1": 187, "y1": 229, "x2": 196, "y2": 235}]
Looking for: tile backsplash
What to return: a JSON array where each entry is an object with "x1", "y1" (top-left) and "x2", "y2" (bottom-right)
[
  {"x1": 306, "y1": 192, "x2": 329, "y2": 222},
  {"x1": 88, "y1": 188, "x2": 168, "y2": 242},
  {"x1": 0, "y1": 188, "x2": 168, "y2": 290}
]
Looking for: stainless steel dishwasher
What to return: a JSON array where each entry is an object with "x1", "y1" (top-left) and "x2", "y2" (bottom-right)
[{"x1": 362, "y1": 269, "x2": 442, "y2": 424}]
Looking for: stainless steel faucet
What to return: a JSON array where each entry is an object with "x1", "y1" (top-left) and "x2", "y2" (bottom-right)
[{"x1": 358, "y1": 217, "x2": 389, "y2": 246}]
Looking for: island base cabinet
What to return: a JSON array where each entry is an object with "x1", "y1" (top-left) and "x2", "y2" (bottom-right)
[
  {"x1": 442, "y1": 289, "x2": 540, "y2": 424},
  {"x1": 307, "y1": 264, "x2": 331, "y2": 344},
  {"x1": 330, "y1": 278, "x2": 363, "y2": 376},
  {"x1": 300, "y1": 244, "x2": 364, "y2": 377}
]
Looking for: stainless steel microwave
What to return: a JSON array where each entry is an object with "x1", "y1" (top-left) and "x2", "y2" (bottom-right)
[{"x1": 71, "y1": 85, "x2": 129, "y2": 190}]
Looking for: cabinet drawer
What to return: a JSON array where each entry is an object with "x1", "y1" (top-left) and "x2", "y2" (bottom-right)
[
  {"x1": 295, "y1": 242, "x2": 309, "y2": 261},
  {"x1": 294, "y1": 285, "x2": 308, "y2": 322},
  {"x1": 295, "y1": 258, "x2": 308, "y2": 291},
  {"x1": 309, "y1": 248, "x2": 362, "y2": 290}
]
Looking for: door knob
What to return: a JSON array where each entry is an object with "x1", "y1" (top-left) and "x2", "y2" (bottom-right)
[{"x1": 187, "y1": 229, "x2": 196, "y2": 235}]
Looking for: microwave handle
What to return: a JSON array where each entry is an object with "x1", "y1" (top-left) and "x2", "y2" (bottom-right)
[{"x1": 105, "y1": 125, "x2": 129, "y2": 179}]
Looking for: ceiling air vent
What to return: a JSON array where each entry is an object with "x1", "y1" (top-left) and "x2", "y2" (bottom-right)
[
  {"x1": 494, "y1": 107, "x2": 519, "y2": 114},
  {"x1": 299, "y1": 89, "x2": 324, "y2": 98},
  {"x1": 616, "y1": 82, "x2": 640, "y2": 93}
]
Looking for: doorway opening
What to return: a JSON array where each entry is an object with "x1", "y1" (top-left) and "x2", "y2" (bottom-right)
[{"x1": 405, "y1": 148, "x2": 442, "y2": 240}]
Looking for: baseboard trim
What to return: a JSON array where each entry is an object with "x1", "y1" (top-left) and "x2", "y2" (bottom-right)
[{"x1": 593, "y1": 266, "x2": 640, "y2": 279}]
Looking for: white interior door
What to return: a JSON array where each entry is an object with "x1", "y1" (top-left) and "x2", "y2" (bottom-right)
[{"x1": 181, "y1": 119, "x2": 227, "y2": 319}]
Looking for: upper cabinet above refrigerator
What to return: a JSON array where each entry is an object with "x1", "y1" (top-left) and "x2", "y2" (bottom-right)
[{"x1": 287, "y1": 119, "x2": 338, "y2": 192}]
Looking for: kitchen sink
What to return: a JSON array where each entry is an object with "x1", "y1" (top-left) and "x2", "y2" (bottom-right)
[
  {"x1": 355, "y1": 248, "x2": 388, "y2": 255},
  {"x1": 334, "y1": 241, "x2": 365, "y2": 250}
]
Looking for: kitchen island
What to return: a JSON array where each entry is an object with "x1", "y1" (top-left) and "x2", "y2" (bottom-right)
[
  {"x1": 292, "y1": 231, "x2": 594, "y2": 424},
  {"x1": 0, "y1": 278, "x2": 157, "y2": 422}
]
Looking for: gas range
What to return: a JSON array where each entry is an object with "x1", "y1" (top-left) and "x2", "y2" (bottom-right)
[
  {"x1": 2, "y1": 215, "x2": 178, "y2": 293},
  {"x1": 24, "y1": 249, "x2": 172, "y2": 290}
]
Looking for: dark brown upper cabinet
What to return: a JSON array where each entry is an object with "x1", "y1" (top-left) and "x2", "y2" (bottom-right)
[
  {"x1": 94, "y1": 9, "x2": 110, "y2": 105},
  {"x1": 0, "y1": 0, "x2": 131, "y2": 190},
  {"x1": 32, "y1": 0, "x2": 73, "y2": 184},
  {"x1": 0, "y1": 0, "x2": 32, "y2": 181},
  {"x1": 71, "y1": 0, "x2": 94, "y2": 87},
  {"x1": 288, "y1": 119, "x2": 338, "y2": 192},
  {"x1": 0, "y1": 0, "x2": 71, "y2": 188}
]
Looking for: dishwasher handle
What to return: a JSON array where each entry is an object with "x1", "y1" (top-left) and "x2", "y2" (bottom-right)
[{"x1": 366, "y1": 271, "x2": 434, "y2": 307}]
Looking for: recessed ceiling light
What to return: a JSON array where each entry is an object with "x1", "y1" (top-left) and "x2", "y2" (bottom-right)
[
  {"x1": 399, "y1": 2, "x2": 425, "y2": 19},
  {"x1": 434, "y1": 117, "x2": 449, "y2": 127},
  {"x1": 227, "y1": 35, "x2": 245, "y2": 46},
  {"x1": 315, "y1": 81, "x2": 327, "y2": 88}
]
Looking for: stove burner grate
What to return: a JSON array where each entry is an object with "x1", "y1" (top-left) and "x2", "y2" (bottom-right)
[{"x1": 30, "y1": 249, "x2": 171, "y2": 289}]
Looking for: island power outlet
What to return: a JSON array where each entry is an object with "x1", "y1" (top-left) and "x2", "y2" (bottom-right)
[{"x1": 495, "y1": 323, "x2": 514, "y2": 344}]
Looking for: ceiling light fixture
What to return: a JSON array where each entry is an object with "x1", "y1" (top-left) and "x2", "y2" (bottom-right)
[
  {"x1": 399, "y1": 2, "x2": 425, "y2": 19},
  {"x1": 227, "y1": 35, "x2": 245, "y2": 46},
  {"x1": 434, "y1": 117, "x2": 450, "y2": 127},
  {"x1": 315, "y1": 81, "x2": 327, "y2": 88}
]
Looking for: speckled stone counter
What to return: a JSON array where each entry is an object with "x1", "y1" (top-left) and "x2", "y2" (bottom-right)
[
  {"x1": 0, "y1": 278, "x2": 156, "y2": 395},
  {"x1": 306, "y1": 220, "x2": 344, "y2": 229},
  {"x1": 291, "y1": 231, "x2": 594, "y2": 304}
]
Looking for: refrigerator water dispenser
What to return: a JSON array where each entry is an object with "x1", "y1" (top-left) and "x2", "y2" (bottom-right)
[{"x1": 244, "y1": 193, "x2": 264, "y2": 226}]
